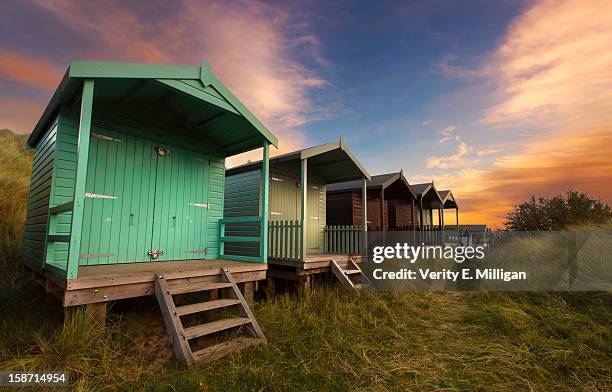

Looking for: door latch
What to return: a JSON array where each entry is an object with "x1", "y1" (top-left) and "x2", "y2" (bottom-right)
[
  {"x1": 154, "y1": 147, "x2": 170, "y2": 156},
  {"x1": 148, "y1": 250, "x2": 164, "y2": 260}
]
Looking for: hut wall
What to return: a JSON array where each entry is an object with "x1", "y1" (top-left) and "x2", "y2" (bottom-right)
[{"x1": 22, "y1": 118, "x2": 58, "y2": 271}]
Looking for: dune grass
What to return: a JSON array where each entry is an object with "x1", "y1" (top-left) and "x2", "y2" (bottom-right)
[
  {"x1": 1, "y1": 281, "x2": 609, "y2": 391},
  {"x1": 0, "y1": 129, "x2": 610, "y2": 390}
]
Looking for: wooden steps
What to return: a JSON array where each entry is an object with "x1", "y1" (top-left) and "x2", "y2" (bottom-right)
[
  {"x1": 192, "y1": 337, "x2": 263, "y2": 363},
  {"x1": 155, "y1": 268, "x2": 266, "y2": 367},
  {"x1": 176, "y1": 299, "x2": 241, "y2": 316},
  {"x1": 183, "y1": 317, "x2": 251, "y2": 339},
  {"x1": 331, "y1": 259, "x2": 372, "y2": 290}
]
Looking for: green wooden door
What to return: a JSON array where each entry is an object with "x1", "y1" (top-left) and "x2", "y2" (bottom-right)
[
  {"x1": 80, "y1": 132, "x2": 211, "y2": 265},
  {"x1": 80, "y1": 129, "x2": 157, "y2": 265},
  {"x1": 151, "y1": 145, "x2": 210, "y2": 261}
]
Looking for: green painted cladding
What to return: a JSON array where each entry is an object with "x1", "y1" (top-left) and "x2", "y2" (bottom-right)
[
  {"x1": 223, "y1": 170, "x2": 261, "y2": 257},
  {"x1": 224, "y1": 167, "x2": 327, "y2": 257},
  {"x1": 22, "y1": 120, "x2": 58, "y2": 270},
  {"x1": 49, "y1": 107, "x2": 226, "y2": 268}
]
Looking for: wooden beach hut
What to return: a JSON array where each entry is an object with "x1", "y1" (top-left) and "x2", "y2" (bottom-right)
[
  {"x1": 224, "y1": 138, "x2": 370, "y2": 291},
  {"x1": 326, "y1": 171, "x2": 418, "y2": 231},
  {"x1": 22, "y1": 60, "x2": 277, "y2": 365}
]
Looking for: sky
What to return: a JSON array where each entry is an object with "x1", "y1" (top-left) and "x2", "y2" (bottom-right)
[{"x1": 1, "y1": 0, "x2": 611, "y2": 227}]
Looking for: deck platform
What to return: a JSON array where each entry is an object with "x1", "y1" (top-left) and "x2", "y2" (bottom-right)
[
  {"x1": 267, "y1": 253, "x2": 362, "y2": 291},
  {"x1": 27, "y1": 260, "x2": 267, "y2": 307}
]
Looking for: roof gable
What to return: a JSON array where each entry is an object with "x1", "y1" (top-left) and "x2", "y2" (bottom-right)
[{"x1": 27, "y1": 60, "x2": 278, "y2": 155}]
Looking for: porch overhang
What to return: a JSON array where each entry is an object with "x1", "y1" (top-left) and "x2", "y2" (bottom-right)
[
  {"x1": 439, "y1": 190, "x2": 459, "y2": 209},
  {"x1": 227, "y1": 137, "x2": 370, "y2": 183},
  {"x1": 27, "y1": 60, "x2": 278, "y2": 157}
]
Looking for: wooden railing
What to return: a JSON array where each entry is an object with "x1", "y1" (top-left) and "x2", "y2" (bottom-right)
[
  {"x1": 324, "y1": 225, "x2": 363, "y2": 255},
  {"x1": 268, "y1": 220, "x2": 302, "y2": 261},
  {"x1": 44, "y1": 200, "x2": 74, "y2": 276},
  {"x1": 219, "y1": 216, "x2": 263, "y2": 263}
]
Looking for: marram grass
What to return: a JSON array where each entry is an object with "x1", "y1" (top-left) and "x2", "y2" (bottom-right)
[
  {"x1": 0, "y1": 129, "x2": 609, "y2": 391},
  {"x1": 0, "y1": 284, "x2": 609, "y2": 391}
]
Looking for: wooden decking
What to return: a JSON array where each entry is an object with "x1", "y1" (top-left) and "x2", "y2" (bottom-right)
[
  {"x1": 28, "y1": 259, "x2": 267, "y2": 307},
  {"x1": 267, "y1": 253, "x2": 362, "y2": 291}
]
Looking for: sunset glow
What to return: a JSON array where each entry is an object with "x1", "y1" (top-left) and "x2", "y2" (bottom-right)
[{"x1": 1, "y1": 0, "x2": 611, "y2": 227}]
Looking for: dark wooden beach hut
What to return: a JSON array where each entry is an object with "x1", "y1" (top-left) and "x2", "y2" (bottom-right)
[{"x1": 326, "y1": 171, "x2": 418, "y2": 230}]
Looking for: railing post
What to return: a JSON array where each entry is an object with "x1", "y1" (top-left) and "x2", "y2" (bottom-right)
[
  {"x1": 67, "y1": 79, "x2": 94, "y2": 280},
  {"x1": 219, "y1": 221, "x2": 225, "y2": 256},
  {"x1": 361, "y1": 177, "x2": 367, "y2": 256},
  {"x1": 261, "y1": 141, "x2": 270, "y2": 262},
  {"x1": 441, "y1": 207, "x2": 445, "y2": 244},
  {"x1": 300, "y1": 158, "x2": 307, "y2": 262}
]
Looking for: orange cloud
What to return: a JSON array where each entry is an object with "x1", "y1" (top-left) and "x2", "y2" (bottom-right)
[
  {"x1": 423, "y1": 128, "x2": 612, "y2": 227},
  {"x1": 422, "y1": 0, "x2": 612, "y2": 227},
  {"x1": 0, "y1": 47, "x2": 63, "y2": 90}
]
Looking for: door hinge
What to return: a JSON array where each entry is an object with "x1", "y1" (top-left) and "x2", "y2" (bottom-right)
[
  {"x1": 185, "y1": 248, "x2": 208, "y2": 254},
  {"x1": 154, "y1": 147, "x2": 170, "y2": 156},
  {"x1": 148, "y1": 250, "x2": 164, "y2": 260}
]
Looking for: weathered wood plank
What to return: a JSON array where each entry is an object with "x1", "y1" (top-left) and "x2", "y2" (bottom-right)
[{"x1": 155, "y1": 275, "x2": 194, "y2": 366}]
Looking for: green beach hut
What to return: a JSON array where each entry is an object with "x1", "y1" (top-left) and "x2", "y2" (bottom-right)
[{"x1": 22, "y1": 60, "x2": 277, "y2": 308}]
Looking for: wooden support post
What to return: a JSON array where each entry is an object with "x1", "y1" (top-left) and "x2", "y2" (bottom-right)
[
  {"x1": 261, "y1": 141, "x2": 270, "y2": 262},
  {"x1": 242, "y1": 281, "x2": 255, "y2": 307},
  {"x1": 441, "y1": 207, "x2": 445, "y2": 243},
  {"x1": 419, "y1": 197, "x2": 424, "y2": 229},
  {"x1": 455, "y1": 207, "x2": 463, "y2": 243},
  {"x1": 85, "y1": 302, "x2": 107, "y2": 328},
  {"x1": 299, "y1": 275, "x2": 311, "y2": 292},
  {"x1": 361, "y1": 178, "x2": 367, "y2": 256},
  {"x1": 456, "y1": 208, "x2": 459, "y2": 233},
  {"x1": 411, "y1": 198, "x2": 416, "y2": 244},
  {"x1": 266, "y1": 276, "x2": 276, "y2": 298},
  {"x1": 380, "y1": 188, "x2": 385, "y2": 231},
  {"x1": 300, "y1": 158, "x2": 307, "y2": 262},
  {"x1": 67, "y1": 80, "x2": 95, "y2": 280}
]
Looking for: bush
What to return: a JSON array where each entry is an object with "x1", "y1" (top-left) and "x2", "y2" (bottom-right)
[{"x1": 505, "y1": 191, "x2": 612, "y2": 231}]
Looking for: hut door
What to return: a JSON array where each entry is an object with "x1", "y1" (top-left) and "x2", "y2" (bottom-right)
[
  {"x1": 80, "y1": 130, "x2": 158, "y2": 265},
  {"x1": 150, "y1": 145, "x2": 210, "y2": 262}
]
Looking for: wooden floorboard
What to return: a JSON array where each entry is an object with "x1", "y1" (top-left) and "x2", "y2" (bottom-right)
[{"x1": 67, "y1": 259, "x2": 266, "y2": 290}]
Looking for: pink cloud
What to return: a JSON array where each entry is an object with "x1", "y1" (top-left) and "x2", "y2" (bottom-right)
[{"x1": 0, "y1": 47, "x2": 63, "y2": 90}]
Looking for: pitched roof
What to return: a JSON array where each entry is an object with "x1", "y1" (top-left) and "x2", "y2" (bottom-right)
[
  {"x1": 226, "y1": 138, "x2": 370, "y2": 183},
  {"x1": 27, "y1": 60, "x2": 278, "y2": 156},
  {"x1": 326, "y1": 171, "x2": 417, "y2": 198},
  {"x1": 410, "y1": 182, "x2": 433, "y2": 195},
  {"x1": 438, "y1": 189, "x2": 459, "y2": 208}
]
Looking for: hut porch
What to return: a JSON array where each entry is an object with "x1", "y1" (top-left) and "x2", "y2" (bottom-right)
[{"x1": 27, "y1": 259, "x2": 266, "y2": 307}]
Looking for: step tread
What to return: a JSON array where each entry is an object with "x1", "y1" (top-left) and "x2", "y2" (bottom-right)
[
  {"x1": 168, "y1": 282, "x2": 233, "y2": 295},
  {"x1": 192, "y1": 337, "x2": 263, "y2": 363},
  {"x1": 175, "y1": 299, "x2": 242, "y2": 316},
  {"x1": 183, "y1": 317, "x2": 251, "y2": 340},
  {"x1": 344, "y1": 269, "x2": 361, "y2": 275}
]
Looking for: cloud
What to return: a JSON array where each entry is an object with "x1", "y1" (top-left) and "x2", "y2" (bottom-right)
[
  {"x1": 450, "y1": 128, "x2": 612, "y2": 227},
  {"x1": 426, "y1": 142, "x2": 473, "y2": 169},
  {"x1": 0, "y1": 47, "x2": 63, "y2": 90},
  {"x1": 8, "y1": 0, "x2": 332, "y2": 158},
  {"x1": 421, "y1": 119, "x2": 433, "y2": 125},
  {"x1": 422, "y1": 0, "x2": 612, "y2": 226},
  {"x1": 481, "y1": 0, "x2": 612, "y2": 129}
]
